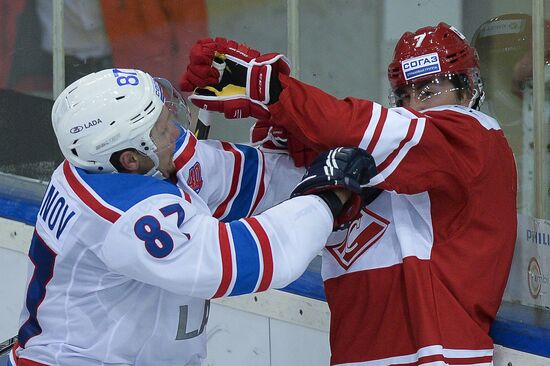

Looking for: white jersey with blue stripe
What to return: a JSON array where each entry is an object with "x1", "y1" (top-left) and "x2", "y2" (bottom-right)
[
  {"x1": 172, "y1": 127, "x2": 300, "y2": 219},
  {"x1": 15, "y1": 137, "x2": 331, "y2": 365}
]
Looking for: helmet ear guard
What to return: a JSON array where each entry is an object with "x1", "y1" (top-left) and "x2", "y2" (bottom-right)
[{"x1": 388, "y1": 22, "x2": 484, "y2": 110}]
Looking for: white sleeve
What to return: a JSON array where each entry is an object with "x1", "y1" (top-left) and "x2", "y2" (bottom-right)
[
  {"x1": 174, "y1": 133, "x2": 304, "y2": 220},
  {"x1": 100, "y1": 193, "x2": 332, "y2": 299}
]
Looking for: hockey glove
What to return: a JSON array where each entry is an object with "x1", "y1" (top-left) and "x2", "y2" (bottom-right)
[
  {"x1": 291, "y1": 147, "x2": 380, "y2": 230},
  {"x1": 250, "y1": 120, "x2": 288, "y2": 153},
  {"x1": 180, "y1": 38, "x2": 261, "y2": 91},
  {"x1": 250, "y1": 120, "x2": 320, "y2": 167},
  {"x1": 181, "y1": 38, "x2": 291, "y2": 120}
]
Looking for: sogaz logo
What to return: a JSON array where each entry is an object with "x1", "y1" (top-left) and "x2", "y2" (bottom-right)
[{"x1": 401, "y1": 52, "x2": 441, "y2": 81}]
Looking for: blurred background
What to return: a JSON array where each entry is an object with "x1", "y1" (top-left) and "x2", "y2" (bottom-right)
[{"x1": 1, "y1": 0, "x2": 548, "y2": 217}]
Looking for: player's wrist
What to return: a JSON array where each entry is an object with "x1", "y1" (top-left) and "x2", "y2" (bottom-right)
[{"x1": 313, "y1": 190, "x2": 345, "y2": 219}]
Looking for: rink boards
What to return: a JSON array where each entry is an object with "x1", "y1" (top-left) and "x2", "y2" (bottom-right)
[{"x1": 0, "y1": 174, "x2": 548, "y2": 365}]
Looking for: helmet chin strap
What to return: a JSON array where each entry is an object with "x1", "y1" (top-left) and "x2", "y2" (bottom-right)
[
  {"x1": 149, "y1": 170, "x2": 166, "y2": 180},
  {"x1": 144, "y1": 151, "x2": 166, "y2": 179}
]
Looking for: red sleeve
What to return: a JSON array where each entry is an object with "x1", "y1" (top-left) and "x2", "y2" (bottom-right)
[
  {"x1": 269, "y1": 74, "x2": 374, "y2": 150},
  {"x1": 269, "y1": 75, "x2": 510, "y2": 198}
]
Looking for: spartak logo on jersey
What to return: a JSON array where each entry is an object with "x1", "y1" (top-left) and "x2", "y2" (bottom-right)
[
  {"x1": 187, "y1": 162, "x2": 203, "y2": 193},
  {"x1": 327, "y1": 208, "x2": 389, "y2": 270}
]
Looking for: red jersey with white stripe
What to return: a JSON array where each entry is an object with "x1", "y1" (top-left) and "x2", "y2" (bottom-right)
[
  {"x1": 15, "y1": 130, "x2": 332, "y2": 366},
  {"x1": 270, "y1": 75, "x2": 517, "y2": 366}
]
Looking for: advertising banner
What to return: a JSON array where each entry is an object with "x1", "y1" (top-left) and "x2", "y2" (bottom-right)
[{"x1": 504, "y1": 214, "x2": 550, "y2": 309}]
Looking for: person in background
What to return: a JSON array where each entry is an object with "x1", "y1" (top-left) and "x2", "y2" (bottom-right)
[
  {"x1": 2, "y1": 0, "x2": 207, "y2": 92},
  {"x1": 0, "y1": 0, "x2": 207, "y2": 180}
]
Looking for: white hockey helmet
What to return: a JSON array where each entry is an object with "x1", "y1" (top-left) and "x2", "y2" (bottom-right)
[{"x1": 52, "y1": 68, "x2": 190, "y2": 174}]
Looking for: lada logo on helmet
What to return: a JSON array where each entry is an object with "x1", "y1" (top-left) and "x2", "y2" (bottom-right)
[
  {"x1": 401, "y1": 52, "x2": 441, "y2": 80},
  {"x1": 70, "y1": 119, "x2": 103, "y2": 134},
  {"x1": 84, "y1": 118, "x2": 103, "y2": 129},
  {"x1": 70, "y1": 126, "x2": 84, "y2": 134}
]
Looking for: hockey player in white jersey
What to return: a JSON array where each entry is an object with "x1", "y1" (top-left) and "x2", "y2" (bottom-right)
[
  {"x1": 10, "y1": 68, "x2": 379, "y2": 366},
  {"x1": 181, "y1": 24, "x2": 517, "y2": 366}
]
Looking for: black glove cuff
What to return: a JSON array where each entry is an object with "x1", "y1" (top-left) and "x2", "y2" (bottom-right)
[{"x1": 313, "y1": 190, "x2": 344, "y2": 220}]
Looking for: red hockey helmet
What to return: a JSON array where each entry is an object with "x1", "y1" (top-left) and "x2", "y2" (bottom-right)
[{"x1": 388, "y1": 22, "x2": 484, "y2": 109}]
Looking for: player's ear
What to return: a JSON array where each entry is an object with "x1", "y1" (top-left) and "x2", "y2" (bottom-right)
[{"x1": 117, "y1": 150, "x2": 141, "y2": 173}]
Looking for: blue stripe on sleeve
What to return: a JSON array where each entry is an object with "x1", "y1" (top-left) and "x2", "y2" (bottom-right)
[
  {"x1": 75, "y1": 168, "x2": 182, "y2": 212},
  {"x1": 174, "y1": 124, "x2": 188, "y2": 152},
  {"x1": 228, "y1": 220, "x2": 260, "y2": 296},
  {"x1": 223, "y1": 144, "x2": 259, "y2": 222}
]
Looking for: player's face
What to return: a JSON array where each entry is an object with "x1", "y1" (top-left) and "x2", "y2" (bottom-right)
[
  {"x1": 148, "y1": 106, "x2": 180, "y2": 177},
  {"x1": 395, "y1": 78, "x2": 466, "y2": 111}
]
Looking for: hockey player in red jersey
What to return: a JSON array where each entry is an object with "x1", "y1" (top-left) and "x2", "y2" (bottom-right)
[
  {"x1": 180, "y1": 23, "x2": 518, "y2": 366},
  {"x1": 10, "y1": 68, "x2": 379, "y2": 366}
]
